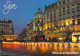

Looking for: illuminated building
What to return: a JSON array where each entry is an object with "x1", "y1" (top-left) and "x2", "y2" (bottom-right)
[
  {"x1": 19, "y1": 0, "x2": 80, "y2": 42},
  {"x1": 3, "y1": 35, "x2": 18, "y2": 41},
  {"x1": 19, "y1": 8, "x2": 44, "y2": 41},
  {"x1": 27, "y1": 19, "x2": 34, "y2": 41},
  {"x1": 18, "y1": 18, "x2": 34, "y2": 41},
  {"x1": 0, "y1": 19, "x2": 18, "y2": 41},
  {"x1": 44, "y1": 0, "x2": 80, "y2": 42},
  {"x1": 18, "y1": 27, "x2": 29, "y2": 41},
  {"x1": 0, "y1": 19, "x2": 14, "y2": 35},
  {"x1": 34, "y1": 8, "x2": 45, "y2": 41}
]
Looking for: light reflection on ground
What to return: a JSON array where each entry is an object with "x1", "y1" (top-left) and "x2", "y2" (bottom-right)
[{"x1": 0, "y1": 42, "x2": 80, "y2": 56}]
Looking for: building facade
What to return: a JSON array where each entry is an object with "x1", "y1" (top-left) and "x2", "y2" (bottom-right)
[
  {"x1": 0, "y1": 19, "x2": 18, "y2": 41},
  {"x1": 34, "y1": 8, "x2": 45, "y2": 41},
  {"x1": 19, "y1": 0, "x2": 80, "y2": 42},
  {"x1": 44, "y1": 0, "x2": 80, "y2": 42},
  {"x1": 45, "y1": 0, "x2": 80, "y2": 22},
  {"x1": 2, "y1": 35, "x2": 18, "y2": 41},
  {"x1": 27, "y1": 19, "x2": 34, "y2": 41},
  {"x1": 18, "y1": 18, "x2": 34, "y2": 41},
  {"x1": 19, "y1": 8, "x2": 45, "y2": 41},
  {"x1": 18, "y1": 28, "x2": 28, "y2": 41},
  {"x1": 0, "y1": 19, "x2": 14, "y2": 36}
]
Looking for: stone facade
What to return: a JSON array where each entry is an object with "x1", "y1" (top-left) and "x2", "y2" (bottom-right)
[
  {"x1": 0, "y1": 19, "x2": 14, "y2": 36},
  {"x1": 44, "y1": 0, "x2": 80, "y2": 42},
  {"x1": 19, "y1": 8, "x2": 45, "y2": 41},
  {"x1": 19, "y1": 0, "x2": 80, "y2": 42}
]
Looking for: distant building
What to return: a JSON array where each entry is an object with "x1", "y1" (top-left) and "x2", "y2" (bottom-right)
[
  {"x1": 18, "y1": 19, "x2": 34, "y2": 41},
  {"x1": 0, "y1": 19, "x2": 18, "y2": 41},
  {"x1": 0, "y1": 19, "x2": 14, "y2": 36},
  {"x1": 19, "y1": 8, "x2": 45, "y2": 41},
  {"x1": 2, "y1": 35, "x2": 18, "y2": 41},
  {"x1": 18, "y1": 26, "x2": 29, "y2": 41}
]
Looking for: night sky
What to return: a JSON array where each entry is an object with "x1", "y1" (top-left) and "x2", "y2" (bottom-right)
[{"x1": 0, "y1": 0, "x2": 57, "y2": 35}]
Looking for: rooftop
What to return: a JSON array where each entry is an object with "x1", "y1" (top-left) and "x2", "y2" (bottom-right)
[{"x1": 35, "y1": 8, "x2": 43, "y2": 15}]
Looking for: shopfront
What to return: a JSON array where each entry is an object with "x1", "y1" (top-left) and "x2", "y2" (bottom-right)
[{"x1": 72, "y1": 32, "x2": 80, "y2": 42}]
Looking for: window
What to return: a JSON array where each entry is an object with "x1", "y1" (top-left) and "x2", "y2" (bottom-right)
[
  {"x1": 59, "y1": 2, "x2": 61, "y2": 5},
  {"x1": 68, "y1": 17, "x2": 70, "y2": 18},
  {"x1": 67, "y1": 6, "x2": 70, "y2": 11},
  {"x1": 63, "y1": 7, "x2": 65, "y2": 10},
  {"x1": 50, "y1": 17, "x2": 52, "y2": 22},
  {"x1": 38, "y1": 28, "x2": 39, "y2": 31},
  {"x1": 59, "y1": 8, "x2": 61, "y2": 10},
  {"x1": 52, "y1": 4, "x2": 54, "y2": 8},
  {"x1": 67, "y1": 12, "x2": 70, "y2": 14},
  {"x1": 72, "y1": 13, "x2": 75, "y2": 16},
  {"x1": 77, "y1": 10, "x2": 80, "y2": 18},
  {"x1": 72, "y1": 16, "x2": 75, "y2": 19},
  {"x1": 63, "y1": 13, "x2": 65, "y2": 15},
  {"x1": 77, "y1": 3, "x2": 80, "y2": 5},
  {"x1": 59, "y1": 8, "x2": 61, "y2": 13},
  {"x1": 63, "y1": 18, "x2": 65, "y2": 19},
  {"x1": 48, "y1": 25, "x2": 49, "y2": 29},
  {"x1": 59, "y1": 18, "x2": 61, "y2": 20},
  {"x1": 50, "y1": 11, "x2": 52, "y2": 16},
  {"x1": 63, "y1": 1, "x2": 65, "y2": 4},
  {"x1": 55, "y1": 3, "x2": 57, "y2": 6},
  {"x1": 72, "y1": 5, "x2": 75, "y2": 9},
  {"x1": 63, "y1": 7, "x2": 65, "y2": 12},
  {"x1": 77, "y1": 19, "x2": 80, "y2": 25},
  {"x1": 77, "y1": 11, "x2": 80, "y2": 15},
  {"x1": 72, "y1": 20, "x2": 75, "y2": 25},
  {"x1": 77, "y1": 3, "x2": 80, "y2": 8},
  {"x1": 60, "y1": 22, "x2": 62, "y2": 27},
  {"x1": 54, "y1": 16, "x2": 56, "y2": 19},
  {"x1": 54, "y1": 19, "x2": 56, "y2": 21},
  {"x1": 59, "y1": 14, "x2": 61, "y2": 16},
  {"x1": 49, "y1": 6, "x2": 50, "y2": 9},
  {"x1": 54, "y1": 10, "x2": 56, "y2": 14},
  {"x1": 47, "y1": 12, "x2": 49, "y2": 17},
  {"x1": 67, "y1": 6, "x2": 70, "y2": 8},
  {"x1": 72, "y1": 11, "x2": 75, "y2": 13},
  {"x1": 64, "y1": 22, "x2": 66, "y2": 26},
  {"x1": 37, "y1": 20, "x2": 40, "y2": 23},
  {"x1": 51, "y1": 25, "x2": 52, "y2": 28},
  {"x1": 47, "y1": 32, "x2": 49, "y2": 34},
  {"x1": 77, "y1": 15, "x2": 80, "y2": 18}
]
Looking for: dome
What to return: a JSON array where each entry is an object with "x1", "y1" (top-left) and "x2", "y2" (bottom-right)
[{"x1": 35, "y1": 8, "x2": 43, "y2": 15}]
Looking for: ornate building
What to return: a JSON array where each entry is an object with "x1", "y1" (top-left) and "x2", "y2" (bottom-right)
[
  {"x1": 44, "y1": 0, "x2": 80, "y2": 42},
  {"x1": 19, "y1": 0, "x2": 80, "y2": 42},
  {"x1": 34, "y1": 8, "x2": 45, "y2": 41},
  {"x1": 19, "y1": 8, "x2": 45, "y2": 41}
]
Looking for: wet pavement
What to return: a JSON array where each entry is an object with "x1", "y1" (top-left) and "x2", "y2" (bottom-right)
[{"x1": 0, "y1": 42, "x2": 80, "y2": 56}]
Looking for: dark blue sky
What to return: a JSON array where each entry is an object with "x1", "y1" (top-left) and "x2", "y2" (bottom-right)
[{"x1": 0, "y1": 0, "x2": 57, "y2": 35}]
